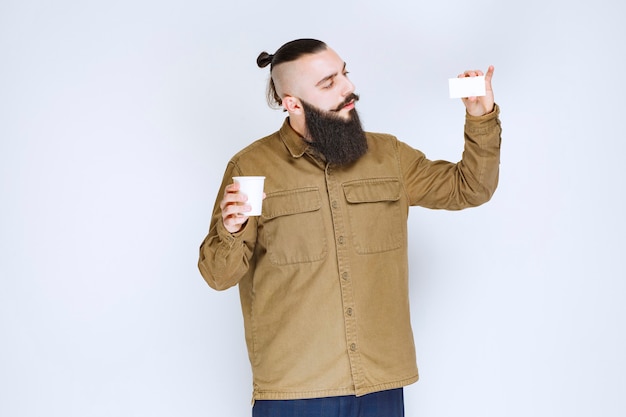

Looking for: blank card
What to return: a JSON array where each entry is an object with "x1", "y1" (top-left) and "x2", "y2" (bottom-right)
[{"x1": 448, "y1": 76, "x2": 485, "y2": 98}]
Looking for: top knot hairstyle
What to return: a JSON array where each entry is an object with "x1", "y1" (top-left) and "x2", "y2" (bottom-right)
[{"x1": 257, "y1": 39, "x2": 327, "y2": 108}]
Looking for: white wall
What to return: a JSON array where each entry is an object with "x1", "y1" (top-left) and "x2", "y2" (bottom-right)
[{"x1": 1, "y1": 0, "x2": 624, "y2": 416}]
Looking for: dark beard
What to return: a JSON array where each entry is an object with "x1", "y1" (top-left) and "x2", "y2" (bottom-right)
[{"x1": 301, "y1": 97, "x2": 368, "y2": 166}]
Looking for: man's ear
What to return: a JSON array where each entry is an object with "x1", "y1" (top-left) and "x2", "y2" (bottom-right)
[{"x1": 282, "y1": 95, "x2": 303, "y2": 115}]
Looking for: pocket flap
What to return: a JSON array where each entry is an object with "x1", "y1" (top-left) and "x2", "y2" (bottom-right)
[
  {"x1": 343, "y1": 178, "x2": 401, "y2": 203},
  {"x1": 263, "y1": 187, "x2": 321, "y2": 219}
]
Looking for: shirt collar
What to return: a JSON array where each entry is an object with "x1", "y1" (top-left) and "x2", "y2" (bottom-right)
[{"x1": 278, "y1": 117, "x2": 309, "y2": 158}]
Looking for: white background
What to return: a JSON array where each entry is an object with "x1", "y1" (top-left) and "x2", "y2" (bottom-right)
[{"x1": 1, "y1": 0, "x2": 624, "y2": 416}]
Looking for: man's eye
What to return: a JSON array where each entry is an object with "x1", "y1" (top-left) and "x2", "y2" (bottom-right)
[{"x1": 323, "y1": 81, "x2": 334, "y2": 89}]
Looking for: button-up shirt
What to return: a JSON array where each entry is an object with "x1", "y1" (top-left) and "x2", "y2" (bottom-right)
[{"x1": 198, "y1": 105, "x2": 502, "y2": 401}]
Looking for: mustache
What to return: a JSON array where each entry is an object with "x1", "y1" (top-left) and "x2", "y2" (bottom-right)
[{"x1": 332, "y1": 93, "x2": 360, "y2": 112}]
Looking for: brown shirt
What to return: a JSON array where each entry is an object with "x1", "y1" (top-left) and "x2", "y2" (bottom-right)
[{"x1": 198, "y1": 105, "x2": 502, "y2": 401}]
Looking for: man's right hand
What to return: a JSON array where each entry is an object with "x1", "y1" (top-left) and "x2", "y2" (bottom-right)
[{"x1": 220, "y1": 182, "x2": 251, "y2": 234}]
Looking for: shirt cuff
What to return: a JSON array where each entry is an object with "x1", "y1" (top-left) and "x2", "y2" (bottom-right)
[
  {"x1": 216, "y1": 216, "x2": 253, "y2": 247},
  {"x1": 466, "y1": 103, "x2": 500, "y2": 121}
]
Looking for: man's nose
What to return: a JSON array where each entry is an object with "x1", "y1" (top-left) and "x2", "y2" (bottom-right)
[{"x1": 341, "y1": 76, "x2": 355, "y2": 97}]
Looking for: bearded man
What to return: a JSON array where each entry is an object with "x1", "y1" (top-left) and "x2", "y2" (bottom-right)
[{"x1": 198, "y1": 38, "x2": 502, "y2": 417}]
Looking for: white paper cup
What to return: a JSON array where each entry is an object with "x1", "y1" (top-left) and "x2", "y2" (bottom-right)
[{"x1": 233, "y1": 176, "x2": 265, "y2": 216}]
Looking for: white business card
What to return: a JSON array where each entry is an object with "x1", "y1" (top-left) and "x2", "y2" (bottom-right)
[{"x1": 448, "y1": 76, "x2": 486, "y2": 98}]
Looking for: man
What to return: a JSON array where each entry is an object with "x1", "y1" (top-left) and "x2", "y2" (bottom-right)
[{"x1": 198, "y1": 38, "x2": 501, "y2": 417}]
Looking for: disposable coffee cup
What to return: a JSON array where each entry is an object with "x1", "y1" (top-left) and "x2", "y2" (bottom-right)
[{"x1": 233, "y1": 176, "x2": 265, "y2": 216}]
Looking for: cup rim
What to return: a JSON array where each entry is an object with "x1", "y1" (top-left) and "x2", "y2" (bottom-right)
[{"x1": 233, "y1": 176, "x2": 266, "y2": 181}]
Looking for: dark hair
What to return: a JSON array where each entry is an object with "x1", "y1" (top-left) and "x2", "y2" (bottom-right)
[{"x1": 257, "y1": 39, "x2": 327, "y2": 108}]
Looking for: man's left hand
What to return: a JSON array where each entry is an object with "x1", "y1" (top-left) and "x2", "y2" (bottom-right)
[{"x1": 460, "y1": 65, "x2": 495, "y2": 116}]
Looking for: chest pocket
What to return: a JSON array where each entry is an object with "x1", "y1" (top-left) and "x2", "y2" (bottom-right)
[
  {"x1": 262, "y1": 187, "x2": 328, "y2": 265},
  {"x1": 343, "y1": 178, "x2": 404, "y2": 254}
]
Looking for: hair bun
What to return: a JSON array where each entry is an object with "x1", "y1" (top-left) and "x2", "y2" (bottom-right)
[{"x1": 256, "y1": 52, "x2": 273, "y2": 68}]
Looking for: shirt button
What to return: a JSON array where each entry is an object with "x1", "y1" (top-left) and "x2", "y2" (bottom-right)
[
  {"x1": 338, "y1": 236, "x2": 344, "y2": 245},
  {"x1": 332, "y1": 201, "x2": 338, "y2": 209},
  {"x1": 346, "y1": 308, "x2": 353, "y2": 316},
  {"x1": 350, "y1": 343, "x2": 357, "y2": 351},
  {"x1": 342, "y1": 272, "x2": 348, "y2": 280}
]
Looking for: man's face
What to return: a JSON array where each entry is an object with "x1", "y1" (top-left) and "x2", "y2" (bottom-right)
[{"x1": 283, "y1": 48, "x2": 357, "y2": 120}]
